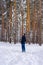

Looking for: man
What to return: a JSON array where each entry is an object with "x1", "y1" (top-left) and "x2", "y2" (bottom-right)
[{"x1": 21, "y1": 33, "x2": 26, "y2": 52}]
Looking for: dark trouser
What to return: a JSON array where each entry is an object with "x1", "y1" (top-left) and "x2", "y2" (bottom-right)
[{"x1": 21, "y1": 43, "x2": 25, "y2": 52}]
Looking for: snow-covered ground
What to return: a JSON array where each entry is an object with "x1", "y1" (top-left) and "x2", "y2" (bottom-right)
[{"x1": 0, "y1": 42, "x2": 43, "y2": 65}]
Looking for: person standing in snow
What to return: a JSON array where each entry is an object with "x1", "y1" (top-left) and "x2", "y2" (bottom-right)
[
  {"x1": 21, "y1": 33, "x2": 26, "y2": 52},
  {"x1": 9, "y1": 37, "x2": 11, "y2": 43}
]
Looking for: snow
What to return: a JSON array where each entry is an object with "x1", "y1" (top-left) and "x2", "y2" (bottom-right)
[
  {"x1": 0, "y1": 42, "x2": 43, "y2": 65},
  {"x1": 3, "y1": 11, "x2": 7, "y2": 16}
]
